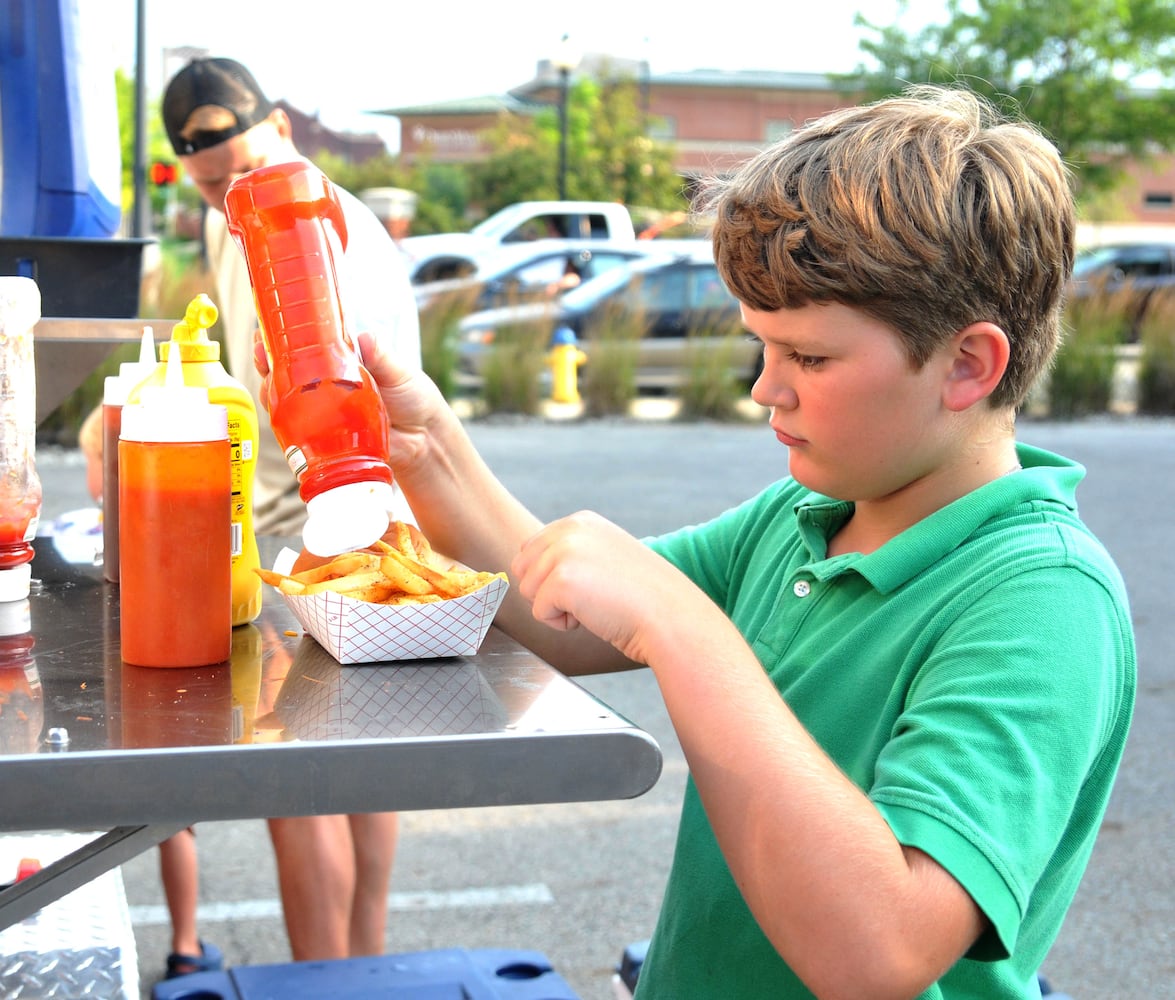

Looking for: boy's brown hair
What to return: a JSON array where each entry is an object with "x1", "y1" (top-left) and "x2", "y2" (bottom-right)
[{"x1": 706, "y1": 85, "x2": 1075, "y2": 409}]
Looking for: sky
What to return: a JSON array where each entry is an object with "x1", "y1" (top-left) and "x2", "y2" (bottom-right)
[{"x1": 100, "y1": 0, "x2": 951, "y2": 151}]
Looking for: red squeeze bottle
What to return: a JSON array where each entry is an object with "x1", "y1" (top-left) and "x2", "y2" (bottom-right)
[
  {"x1": 102, "y1": 327, "x2": 157, "y2": 584},
  {"x1": 118, "y1": 348, "x2": 231, "y2": 668},
  {"x1": 224, "y1": 160, "x2": 395, "y2": 556}
]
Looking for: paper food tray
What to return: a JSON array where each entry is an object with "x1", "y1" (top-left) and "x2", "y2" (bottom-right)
[{"x1": 272, "y1": 548, "x2": 509, "y2": 664}]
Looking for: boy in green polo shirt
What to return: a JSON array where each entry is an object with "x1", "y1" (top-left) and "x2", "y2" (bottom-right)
[{"x1": 278, "y1": 85, "x2": 1136, "y2": 998}]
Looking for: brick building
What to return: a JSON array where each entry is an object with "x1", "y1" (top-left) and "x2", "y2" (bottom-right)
[
  {"x1": 375, "y1": 58, "x2": 1175, "y2": 229},
  {"x1": 278, "y1": 100, "x2": 387, "y2": 164}
]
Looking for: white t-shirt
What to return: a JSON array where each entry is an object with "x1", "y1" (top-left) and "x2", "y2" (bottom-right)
[{"x1": 204, "y1": 164, "x2": 420, "y2": 535}]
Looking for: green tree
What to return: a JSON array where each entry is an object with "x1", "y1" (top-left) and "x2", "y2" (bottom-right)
[
  {"x1": 309, "y1": 154, "x2": 468, "y2": 236},
  {"x1": 311, "y1": 150, "x2": 412, "y2": 193},
  {"x1": 850, "y1": 0, "x2": 1175, "y2": 197},
  {"x1": 466, "y1": 112, "x2": 556, "y2": 211},
  {"x1": 410, "y1": 162, "x2": 470, "y2": 234},
  {"x1": 116, "y1": 68, "x2": 183, "y2": 223},
  {"x1": 468, "y1": 74, "x2": 686, "y2": 217}
]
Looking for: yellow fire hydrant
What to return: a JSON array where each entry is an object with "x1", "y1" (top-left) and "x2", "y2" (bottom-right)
[{"x1": 546, "y1": 327, "x2": 587, "y2": 403}]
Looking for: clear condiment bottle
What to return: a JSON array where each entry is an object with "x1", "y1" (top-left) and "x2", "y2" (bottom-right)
[
  {"x1": 127, "y1": 295, "x2": 261, "y2": 625},
  {"x1": 0, "y1": 277, "x2": 42, "y2": 603},
  {"x1": 118, "y1": 346, "x2": 231, "y2": 668},
  {"x1": 101, "y1": 326, "x2": 157, "y2": 584},
  {"x1": 224, "y1": 160, "x2": 395, "y2": 556}
]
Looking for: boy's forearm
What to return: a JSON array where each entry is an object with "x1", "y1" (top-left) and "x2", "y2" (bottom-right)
[
  {"x1": 394, "y1": 411, "x2": 630, "y2": 675},
  {"x1": 394, "y1": 407, "x2": 537, "y2": 583},
  {"x1": 645, "y1": 613, "x2": 985, "y2": 997}
]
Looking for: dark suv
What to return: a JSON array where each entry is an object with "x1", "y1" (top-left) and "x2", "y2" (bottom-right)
[
  {"x1": 456, "y1": 245, "x2": 758, "y2": 390},
  {"x1": 1067, "y1": 242, "x2": 1175, "y2": 341}
]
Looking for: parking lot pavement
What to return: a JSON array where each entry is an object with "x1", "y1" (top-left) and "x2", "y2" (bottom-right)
[{"x1": 33, "y1": 414, "x2": 1174, "y2": 999}]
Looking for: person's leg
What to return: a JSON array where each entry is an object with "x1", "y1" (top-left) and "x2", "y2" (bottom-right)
[
  {"x1": 345, "y1": 811, "x2": 398, "y2": 956},
  {"x1": 266, "y1": 815, "x2": 354, "y2": 960},
  {"x1": 159, "y1": 830, "x2": 200, "y2": 959}
]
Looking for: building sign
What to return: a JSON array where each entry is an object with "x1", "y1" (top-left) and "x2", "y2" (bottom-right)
[{"x1": 410, "y1": 126, "x2": 480, "y2": 151}]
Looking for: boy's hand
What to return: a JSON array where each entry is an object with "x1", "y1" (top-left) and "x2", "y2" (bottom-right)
[
  {"x1": 355, "y1": 330, "x2": 452, "y2": 475},
  {"x1": 511, "y1": 511, "x2": 716, "y2": 666},
  {"x1": 355, "y1": 331, "x2": 441, "y2": 431},
  {"x1": 253, "y1": 328, "x2": 450, "y2": 477}
]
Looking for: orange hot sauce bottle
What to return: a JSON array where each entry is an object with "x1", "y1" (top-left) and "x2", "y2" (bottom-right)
[
  {"x1": 223, "y1": 160, "x2": 395, "y2": 557},
  {"x1": 118, "y1": 349, "x2": 231, "y2": 668}
]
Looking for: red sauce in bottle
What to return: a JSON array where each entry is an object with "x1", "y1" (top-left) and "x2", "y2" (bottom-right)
[
  {"x1": 0, "y1": 498, "x2": 40, "y2": 570},
  {"x1": 118, "y1": 350, "x2": 232, "y2": 669},
  {"x1": 223, "y1": 161, "x2": 393, "y2": 505},
  {"x1": 118, "y1": 441, "x2": 231, "y2": 667}
]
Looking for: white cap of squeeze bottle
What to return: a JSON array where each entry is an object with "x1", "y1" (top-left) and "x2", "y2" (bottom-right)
[
  {"x1": 120, "y1": 342, "x2": 227, "y2": 444},
  {"x1": 302, "y1": 480, "x2": 396, "y2": 557},
  {"x1": 104, "y1": 326, "x2": 157, "y2": 406},
  {"x1": 0, "y1": 564, "x2": 32, "y2": 603}
]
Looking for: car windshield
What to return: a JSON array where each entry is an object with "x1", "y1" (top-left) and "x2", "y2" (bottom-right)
[
  {"x1": 1073, "y1": 247, "x2": 1123, "y2": 278},
  {"x1": 560, "y1": 256, "x2": 681, "y2": 309},
  {"x1": 560, "y1": 264, "x2": 637, "y2": 308}
]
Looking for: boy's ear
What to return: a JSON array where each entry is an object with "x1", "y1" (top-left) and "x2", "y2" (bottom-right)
[{"x1": 942, "y1": 322, "x2": 1010, "y2": 411}]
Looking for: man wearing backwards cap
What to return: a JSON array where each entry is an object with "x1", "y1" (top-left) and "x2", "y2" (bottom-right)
[{"x1": 158, "y1": 56, "x2": 412, "y2": 976}]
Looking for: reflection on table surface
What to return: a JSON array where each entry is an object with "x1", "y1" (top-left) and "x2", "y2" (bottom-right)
[{"x1": 275, "y1": 638, "x2": 509, "y2": 741}]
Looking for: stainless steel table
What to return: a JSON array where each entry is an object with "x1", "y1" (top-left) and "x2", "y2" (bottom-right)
[
  {"x1": 0, "y1": 536, "x2": 662, "y2": 930},
  {"x1": 33, "y1": 317, "x2": 176, "y2": 424}
]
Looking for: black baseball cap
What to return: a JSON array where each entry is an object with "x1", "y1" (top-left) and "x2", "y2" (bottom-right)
[{"x1": 163, "y1": 57, "x2": 276, "y2": 156}]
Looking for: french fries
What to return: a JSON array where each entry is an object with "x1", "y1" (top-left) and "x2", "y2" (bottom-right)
[{"x1": 255, "y1": 522, "x2": 507, "y2": 606}]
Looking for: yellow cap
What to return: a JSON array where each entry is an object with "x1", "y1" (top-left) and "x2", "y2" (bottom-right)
[{"x1": 160, "y1": 293, "x2": 222, "y2": 362}]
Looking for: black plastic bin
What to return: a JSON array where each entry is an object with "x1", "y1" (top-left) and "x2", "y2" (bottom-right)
[{"x1": 0, "y1": 236, "x2": 151, "y2": 317}]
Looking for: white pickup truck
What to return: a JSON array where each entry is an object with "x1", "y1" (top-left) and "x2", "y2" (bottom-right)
[{"x1": 398, "y1": 200, "x2": 638, "y2": 283}]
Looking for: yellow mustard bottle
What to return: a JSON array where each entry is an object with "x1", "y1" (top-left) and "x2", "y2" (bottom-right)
[{"x1": 128, "y1": 294, "x2": 262, "y2": 625}]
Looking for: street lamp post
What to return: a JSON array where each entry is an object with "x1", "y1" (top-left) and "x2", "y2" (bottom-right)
[
  {"x1": 557, "y1": 63, "x2": 570, "y2": 200},
  {"x1": 552, "y1": 35, "x2": 579, "y2": 202}
]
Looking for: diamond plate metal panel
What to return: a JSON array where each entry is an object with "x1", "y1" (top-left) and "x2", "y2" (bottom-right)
[{"x1": 0, "y1": 833, "x2": 138, "y2": 1000}]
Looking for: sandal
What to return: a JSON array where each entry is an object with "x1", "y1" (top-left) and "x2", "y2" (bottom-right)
[{"x1": 165, "y1": 940, "x2": 224, "y2": 979}]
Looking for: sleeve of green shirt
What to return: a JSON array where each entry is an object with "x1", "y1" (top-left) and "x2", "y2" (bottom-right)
[{"x1": 869, "y1": 562, "x2": 1134, "y2": 961}]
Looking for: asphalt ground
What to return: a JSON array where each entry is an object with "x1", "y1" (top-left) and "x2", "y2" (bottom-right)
[{"x1": 33, "y1": 412, "x2": 1173, "y2": 1000}]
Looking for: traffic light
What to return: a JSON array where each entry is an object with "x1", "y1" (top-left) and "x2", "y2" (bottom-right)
[{"x1": 150, "y1": 161, "x2": 179, "y2": 186}]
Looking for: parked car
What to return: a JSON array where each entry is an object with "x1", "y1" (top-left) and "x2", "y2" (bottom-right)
[
  {"x1": 456, "y1": 243, "x2": 759, "y2": 390},
  {"x1": 413, "y1": 238, "x2": 668, "y2": 313},
  {"x1": 400, "y1": 201, "x2": 638, "y2": 283},
  {"x1": 1067, "y1": 241, "x2": 1175, "y2": 341}
]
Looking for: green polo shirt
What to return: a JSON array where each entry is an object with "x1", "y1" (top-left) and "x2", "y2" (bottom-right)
[{"x1": 636, "y1": 443, "x2": 1135, "y2": 999}]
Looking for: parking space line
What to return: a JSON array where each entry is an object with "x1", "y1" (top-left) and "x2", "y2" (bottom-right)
[{"x1": 128, "y1": 882, "x2": 555, "y2": 925}]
